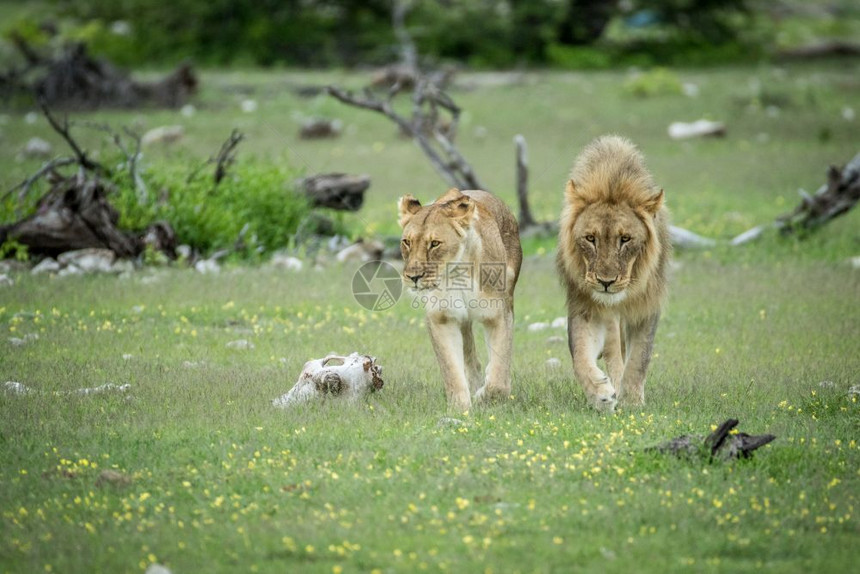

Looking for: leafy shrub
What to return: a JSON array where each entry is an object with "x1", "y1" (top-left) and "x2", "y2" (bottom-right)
[
  {"x1": 110, "y1": 158, "x2": 316, "y2": 257},
  {"x1": 623, "y1": 67, "x2": 682, "y2": 97}
]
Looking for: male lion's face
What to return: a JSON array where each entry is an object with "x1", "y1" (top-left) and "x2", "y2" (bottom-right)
[
  {"x1": 397, "y1": 190, "x2": 475, "y2": 291},
  {"x1": 571, "y1": 203, "x2": 650, "y2": 305}
]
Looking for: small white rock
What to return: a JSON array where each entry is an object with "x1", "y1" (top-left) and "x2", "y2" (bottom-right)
[
  {"x1": 175, "y1": 244, "x2": 192, "y2": 260},
  {"x1": 110, "y1": 20, "x2": 132, "y2": 36},
  {"x1": 145, "y1": 563, "x2": 172, "y2": 574},
  {"x1": 850, "y1": 256, "x2": 860, "y2": 269},
  {"x1": 142, "y1": 125, "x2": 185, "y2": 146},
  {"x1": 180, "y1": 104, "x2": 196, "y2": 117},
  {"x1": 3, "y1": 381, "x2": 31, "y2": 395},
  {"x1": 527, "y1": 322, "x2": 549, "y2": 332},
  {"x1": 31, "y1": 258, "x2": 61, "y2": 275},
  {"x1": 240, "y1": 99, "x2": 258, "y2": 113},
  {"x1": 546, "y1": 335, "x2": 565, "y2": 344},
  {"x1": 437, "y1": 417, "x2": 465, "y2": 427},
  {"x1": 111, "y1": 259, "x2": 136, "y2": 274},
  {"x1": 226, "y1": 339, "x2": 255, "y2": 350},
  {"x1": 681, "y1": 83, "x2": 699, "y2": 97},
  {"x1": 0, "y1": 273, "x2": 13, "y2": 287},
  {"x1": 122, "y1": 354, "x2": 134, "y2": 360},
  {"x1": 545, "y1": 358, "x2": 562, "y2": 369},
  {"x1": 270, "y1": 253, "x2": 303, "y2": 271},
  {"x1": 551, "y1": 317, "x2": 567, "y2": 329},
  {"x1": 24, "y1": 111, "x2": 39, "y2": 124},
  {"x1": 58, "y1": 248, "x2": 116, "y2": 273},
  {"x1": 842, "y1": 107, "x2": 855, "y2": 121},
  {"x1": 194, "y1": 259, "x2": 220, "y2": 274},
  {"x1": 23, "y1": 137, "x2": 52, "y2": 158},
  {"x1": 57, "y1": 264, "x2": 83, "y2": 277},
  {"x1": 668, "y1": 119, "x2": 726, "y2": 140}
]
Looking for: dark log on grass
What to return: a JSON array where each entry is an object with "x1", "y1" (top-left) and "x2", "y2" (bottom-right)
[
  {"x1": 777, "y1": 151, "x2": 860, "y2": 234},
  {"x1": 0, "y1": 173, "x2": 138, "y2": 258},
  {"x1": 777, "y1": 41, "x2": 860, "y2": 60},
  {"x1": 732, "y1": 151, "x2": 860, "y2": 245},
  {"x1": 648, "y1": 419, "x2": 776, "y2": 462},
  {"x1": 1, "y1": 103, "x2": 176, "y2": 260},
  {"x1": 299, "y1": 173, "x2": 371, "y2": 211},
  {"x1": 6, "y1": 37, "x2": 197, "y2": 110}
]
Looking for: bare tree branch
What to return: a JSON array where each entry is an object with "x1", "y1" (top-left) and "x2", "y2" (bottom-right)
[
  {"x1": 514, "y1": 135, "x2": 536, "y2": 228},
  {"x1": 2, "y1": 157, "x2": 77, "y2": 202},
  {"x1": 214, "y1": 129, "x2": 244, "y2": 185},
  {"x1": 392, "y1": 0, "x2": 418, "y2": 74},
  {"x1": 38, "y1": 99, "x2": 108, "y2": 175},
  {"x1": 186, "y1": 129, "x2": 245, "y2": 186},
  {"x1": 327, "y1": 85, "x2": 465, "y2": 189},
  {"x1": 81, "y1": 122, "x2": 147, "y2": 203}
]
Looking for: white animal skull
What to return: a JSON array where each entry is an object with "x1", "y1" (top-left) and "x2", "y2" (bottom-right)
[{"x1": 272, "y1": 352, "x2": 383, "y2": 408}]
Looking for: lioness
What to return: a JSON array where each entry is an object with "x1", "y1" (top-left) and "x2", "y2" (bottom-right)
[
  {"x1": 398, "y1": 188, "x2": 522, "y2": 411},
  {"x1": 557, "y1": 136, "x2": 670, "y2": 412}
]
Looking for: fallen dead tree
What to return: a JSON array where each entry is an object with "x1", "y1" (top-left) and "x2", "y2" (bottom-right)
[
  {"x1": 648, "y1": 418, "x2": 775, "y2": 461},
  {"x1": 3, "y1": 35, "x2": 197, "y2": 110},
  {"x1": 298, "y1": 173, "x2": 371, "y2": 211},
  {"x1": 0, "y1": 103, "x2": 177, "y2": 259},
  {"x1": 732, "y1": 151, "x2": 860, "y2": 245}
]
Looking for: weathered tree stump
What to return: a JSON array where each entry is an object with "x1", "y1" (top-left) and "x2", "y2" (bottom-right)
[
  {"x1": 298, "y1": 173, "x2": 371, "y2": 211},
  {"x1": 4, "y1": 37, "x2": 197, "y2": 110},
  {"x1": 777, "y1": 151, "x2": 860, "y2": 234},
  {"x1": 732, "y1": 151, "x2": 860, "y2": 245},
  {"x1": 648, "y1": 419, "x2": 776, "y2": 461},
  {"x1": 0, "y1": 173, "x2": 173, "y2": 259}
]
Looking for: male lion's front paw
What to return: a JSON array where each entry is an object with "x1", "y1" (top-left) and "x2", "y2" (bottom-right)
[
  {"x1": 618, "y1": 385, "x2": 645, "y2": 406},
  {"x1": 474, "y1": 385, "x2": 509, "y2": 405}
]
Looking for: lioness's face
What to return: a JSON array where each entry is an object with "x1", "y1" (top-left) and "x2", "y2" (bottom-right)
[
  {"x1": 572, "y1": 203, "x2": 649, "y2": 304},
  {"x1": 397, "y1": 191, "x2": 475, "y2": 291}
]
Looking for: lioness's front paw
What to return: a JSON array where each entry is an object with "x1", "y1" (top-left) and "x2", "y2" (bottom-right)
[{"x1": 474, "y1": 385, "x2": 509, "y2": 405}]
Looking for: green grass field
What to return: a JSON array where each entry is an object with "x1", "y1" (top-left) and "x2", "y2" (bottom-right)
[{"x1": 1, "y1": 62, "x2": 859, "y2": 573}]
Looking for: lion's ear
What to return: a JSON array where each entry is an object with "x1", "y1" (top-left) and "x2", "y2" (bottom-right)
[
  {"x1": 398, "y1": 194, "x2": 422, "y2": 228},
  {"x1": 641, "y1": 189, "x2": 664, "y2": 216},
  {"x1": 436, "y1": 187, "x2": 462, "y2": 203},
  {"x1": 565, "y1": 179, "x2": 588, "y2": 207},
  {"x1": 442, "y1": 195, "x2": 476, "y2": 227}
]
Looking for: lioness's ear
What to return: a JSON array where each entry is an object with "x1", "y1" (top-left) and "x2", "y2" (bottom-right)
[
  {"x1": 398, "y1": 194, "x2": 422, "y2": 228},
  {"x1": 565, "y1": 179, "x2": 577, "y2": 200},
  {"x1": 436, "y1": 187, "x2": 462, "y2": 203},
  {"x1": 641, "y1": 189, "x2": 664, "y2": 216},
  {"x1": 442, "y1": 195, "x2": 476, "y2": 227}
]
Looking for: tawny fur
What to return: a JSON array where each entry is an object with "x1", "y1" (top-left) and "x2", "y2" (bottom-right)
[
  {"x1": 399, "y1": 188, "x2": 522, "y2": 411},
  {"x1": 556, "y1": 136, "x2": 670, "y2": 411}
]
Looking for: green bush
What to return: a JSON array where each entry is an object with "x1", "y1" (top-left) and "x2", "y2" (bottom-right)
[
  {"x1": 111, "y1": 158, "x2": 314, "y2": 257},
  {"x1": 622, "y1": 67, "x2": 682, "y2": 97}
]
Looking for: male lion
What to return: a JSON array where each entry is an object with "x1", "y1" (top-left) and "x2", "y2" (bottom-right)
[
  {"x1": 398, "y1": 188, "x2": 522, "y2": 411},
  {"x1": 557, "y1": 136, "x2": 670, "y2": 412}
]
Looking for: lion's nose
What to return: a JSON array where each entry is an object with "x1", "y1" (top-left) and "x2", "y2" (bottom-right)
[
  {"x1": 406, "y1": 272, "x2": 425, "y2": 286},
  {"x1": 597, "y1": 278, "x2": 616, "y2": 291}
]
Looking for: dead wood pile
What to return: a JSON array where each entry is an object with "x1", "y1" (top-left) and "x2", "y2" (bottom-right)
[{"x1": 2, "y1": 35, "x2": 197, "y2": 109}]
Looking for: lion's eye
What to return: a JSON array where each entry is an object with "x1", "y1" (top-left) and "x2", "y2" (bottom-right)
[
  {"x1": 401, "y1": 239, "x2": 411, "y2": 249},
  {"x1": 620, "y1": 235, "x2": 631, "y2": 245},
  {"x1": 585, "y1": 235, "x2": 596, "y2": 244},
  {"x1": 429, "y1": 240, "x2": 441, "y2": 249}
]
